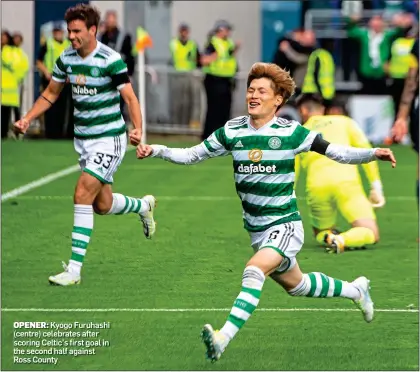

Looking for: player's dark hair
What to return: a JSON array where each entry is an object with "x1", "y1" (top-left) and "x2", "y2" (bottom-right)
[
  {"x1": 295, "y1": 93, "x2": 325, "y2": 110},
  {"x1": 327, "y1": 97, "x2": 349, "y2": 116},
  {"x1": 247, "y1": 62, "x2": 296, "y2": 109},
  {"x1": 65, "y1": 3, "x2": 100, "y2": 35}
]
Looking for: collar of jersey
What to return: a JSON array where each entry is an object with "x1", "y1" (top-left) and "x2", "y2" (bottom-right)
[
  {"x1": 248, "y1": 115, "x2": 277, "y2": 132},
  {"x1": 75, "y1": 40, "x2": 101, "y2": 60}
]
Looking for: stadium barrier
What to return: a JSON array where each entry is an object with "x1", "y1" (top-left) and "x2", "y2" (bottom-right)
[{"x1": 21, "y1": 66, "x2": 393, "y2": 143}]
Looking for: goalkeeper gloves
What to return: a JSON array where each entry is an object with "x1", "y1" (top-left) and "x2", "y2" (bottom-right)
[{"x1": 369, "y1": 180, "x2": 385, "y2": 208}]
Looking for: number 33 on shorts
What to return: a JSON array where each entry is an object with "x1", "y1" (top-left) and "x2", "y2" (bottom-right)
[
  {"x1": 85, "y1": 151, "x2": 121, "y2": 184},
  {"x1": 75, "y1": 133, "x2": 127, "y2": 184},
  {"x1": 93, "y1": 152, "x2": 114, "y2": 169}
]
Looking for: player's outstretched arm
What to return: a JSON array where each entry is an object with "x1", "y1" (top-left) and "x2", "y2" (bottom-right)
[
  {"x1": 14, "y1": 79, "x2": 64, "y2": 134},
  {"x1": 137, "y1": 127, "x2": 230, "y2": 165},
  {"x1": 310, "y1": 134, "x2": 396, "y2": 168},
  {"x1": 136, "y1": 143, "x2": 211, "y2": 165},
  {"x1": 347, "y1": 119, "x2": 386, "y2": 207}
]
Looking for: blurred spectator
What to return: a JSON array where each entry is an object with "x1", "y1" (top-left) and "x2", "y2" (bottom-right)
[
  {"x1": 302, "y1": 34, "x2": 336, "y2": 107},
  {"x1": 292, "y1": 30, "x2": 317, "y2": 90},
  {"x1": 201, "y1": 20, "x2": 239, "y2": 140},
  {"x1": 99, "y1": 10, "x2": 135, "y2": 123},
  {"x1": 384, "y1": 24, "x2": 417, "y2": 119},
  {"x1": 272, "y1": 29, "x2": 313, "y2": 78},
  {"x1": 169, "y1": 23, "x2": 201, "y2": 126},
  {"x1": 1, "y1": 30, "x2": 20, "y2": 138},
  {"x1": 346, "y1": 13, "x2": 412, "y2": 94},
  {"x1": 392, "y1": 36, "x2": 418, "y2": 201},
  {"x1": 97, "y1": 21, "x2": 106, "y2": 38},
  {"x1": 99, "y1": 10, "x2": 134, "y2": 76},
  {"x1": 36, "y1": 22, "x2": 72, "y2": 139},
  {"x1": 12, "y1": 32, "x2": 29, "y2": 123}
]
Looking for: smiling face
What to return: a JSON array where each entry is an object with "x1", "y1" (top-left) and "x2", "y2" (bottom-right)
[
  {"x1": 67, "y1": 19, "x2": 96, "y2": 51},
  {"x1": 246, "y1": 77, "x2": 283, "y2": 120}
]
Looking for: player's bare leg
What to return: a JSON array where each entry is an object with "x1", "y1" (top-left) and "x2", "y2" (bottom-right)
[
  {"x1": 201, "y1": 248, "x2": 280, "y2": 362},
  {"x1": 49, "y1": 174, "x2": 157, "y2": 286},
  {"x1": 96, "y1": 185, "x2": 157, "y2": 239},
  {"x1": 270, "y1": 262, "x2": 374, "y2": 322},
  {"x1": 324, "y1": 219, "x2": 379, "y2": 253},
  {"x1": 49, "y1": 172, "x2": 102, "y2": 286},
  {"x1": 201, "y1": 248, "x2": 375, "y2": 361}
]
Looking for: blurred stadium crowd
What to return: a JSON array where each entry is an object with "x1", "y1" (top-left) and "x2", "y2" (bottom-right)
[{"x1": 1, "y1": 0, "x2": 419, "y2": 141}]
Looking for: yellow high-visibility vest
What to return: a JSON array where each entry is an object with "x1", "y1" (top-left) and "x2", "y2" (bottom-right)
[
  {"x1": 389, "y1": 37, "x2": 416, "y2": 78},
  {"x1": 169, "y1": 38, "x2": 198, "y2": 71},
  {"x1": 302, "y1": 48, "x2": 335, "y2": 100},
  {"x1": 14, "y1": 47, "x2": 30, "y2": 83},
  {"x1": 1, "y1": 45, "x2": 20, "y2": 106},
  {"x1": 203, "y1": 36, "x2": 237, "y2": 78},
  {"x1": 44, "y1": 38, "x2": 71, "y2": 73}
]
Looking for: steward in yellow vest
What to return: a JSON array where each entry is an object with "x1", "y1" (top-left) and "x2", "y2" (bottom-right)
[
  {"x1": 35, "y1": 22, "x2": 72, "y2": 139},
  {"x1": 1, "y1": 30, "x2": 22, "y2": 138},
  {"x1": 12, "y1": 33, "x2": 30, "y2": 85},
  {"x1": 302, "y1": 47, "x2": 335, "y2": 106},
  {"x1": 170, "y1": 23, "x2": 199, "y2": 72},
  {"x1": 11, "y1": 32, "x2": 30, "y2": 123},
  {"x1": 36, "y1": 24, "x2": 70, "y2": 88},
  {"x1": 387, "y1": 36, "x2": 416, "y2": 79},
  {"x1": 201, "y1": 20, "x2": 239, "y2": 140},
  {"x1": 2, "y1": 45, "x2": 21, "y2": 108},
  {"x1": 168, "y1": 23, "x2": 202, "y2": 127},
  {"x1": 385, "y1": 28, "x2": 418, "y2": 120}
]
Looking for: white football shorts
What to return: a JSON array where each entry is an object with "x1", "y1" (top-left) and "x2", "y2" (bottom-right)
[
  {"x1": 74, "y1": 133, "x2": 127, "y2": 184},
  {"x1": 249, "y1": 221, "x2": 304, "y2": 274}
]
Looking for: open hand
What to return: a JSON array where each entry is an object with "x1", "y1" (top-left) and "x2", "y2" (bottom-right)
[
  {"x1": 136, "y1": 144, "x2": 153, "y2": 159},
  {"x1": 374, "y1": 148, "x2": 396, "y2": 168}
]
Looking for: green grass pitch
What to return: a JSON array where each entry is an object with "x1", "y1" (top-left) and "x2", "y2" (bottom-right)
[{"x1": 1, "y1": 138, "x2": 418, "y2": 371}]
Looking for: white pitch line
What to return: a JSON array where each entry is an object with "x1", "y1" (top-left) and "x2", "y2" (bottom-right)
[
  {"x1": 1, "y1": 165, "x2": 80, "y2": 203},
  {"x1": 1, "y1": 145, "x2": 417, "y2": 203},
  {"x1": 1, "y1": 307, "x2": 418, "y2": 313},
  {"x1": 1, "y1": 147, "x2": 136, "y2": 203},
  {"x1": 2, "y1": 195, "x2": 417, "y2": 202}
]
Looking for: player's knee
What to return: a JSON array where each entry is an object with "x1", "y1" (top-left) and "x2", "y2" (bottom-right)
[
  {"x1": 92, "y1": 200, "x2": 111, "y2": 215},
  {"x1": 74, "y1": 187, "x2": 91, "y2": 205},
  {"x1": 74, "y1": 173, "x2": 103, "y2": 205}
]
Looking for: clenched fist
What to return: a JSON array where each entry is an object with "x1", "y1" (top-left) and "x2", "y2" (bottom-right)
[
  {"x1": 13, "y1": 118, "x2": 30, "y2": 134},
  {"x1": 137, "y1": 144, "x2": 153, "y2": 159},
  {"x1": 129, "y1": 128, "x2": 142, "y2": 146},
  {"x1": 391, "y1": 117, "x2": 408, "y2": 143},
  {"x1": 374, "y1": 148, "x2": 396, "y2": 168}
]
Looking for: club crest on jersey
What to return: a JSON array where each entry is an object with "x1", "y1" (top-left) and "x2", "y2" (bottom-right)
[
  {"x1": 268, "y1": 137, "x2": 281, "y2": 149},
  {"x1": 75, "y1": 74, "x2": 87, "y2": 86},
  {"x1": 90, "y1": 67, "x2": 100, "y2": 77},
  {"x1": 248, "y1": 149, "x2": 263, "y2": 163}
]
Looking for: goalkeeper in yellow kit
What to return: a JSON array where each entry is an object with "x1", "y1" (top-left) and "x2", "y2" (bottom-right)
[{"x1": 295, "y1": 93, "x2": 384, "y2": 253}]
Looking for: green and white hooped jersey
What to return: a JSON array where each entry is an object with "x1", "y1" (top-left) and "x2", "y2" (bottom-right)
[
  {"x1": 52, "y1": 41, "x2": 127, "y2": 140},
  {"x1": 202, "y1": 116, "x2": 318, "y2": 232}
]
